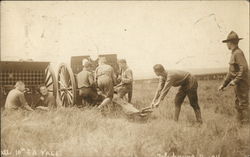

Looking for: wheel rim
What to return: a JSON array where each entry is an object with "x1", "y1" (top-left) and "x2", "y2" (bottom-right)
[
  {"x1": 57, "y1": 64, "x2": 76, "y2": 107},
  {"x1": 44, "y1": 64, "x2": 57, "y2": 98}
]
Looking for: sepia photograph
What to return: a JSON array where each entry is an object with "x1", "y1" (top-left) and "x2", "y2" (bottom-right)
[{"x1": 0, "y1": 1, "x2": 249, "y2": 157}]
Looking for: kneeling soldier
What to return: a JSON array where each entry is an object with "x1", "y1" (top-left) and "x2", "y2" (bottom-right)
[
  {"x1": 5, "y1": 81, "x2": 33, "y2": 111},
  {"x1": 151, "y1": 64, "x2": 202, "y2": 124}
]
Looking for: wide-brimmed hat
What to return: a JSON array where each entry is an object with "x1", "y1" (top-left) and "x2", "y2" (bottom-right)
[{"x1": 222, "y1": 31, "x2": 243, "y2": 43}]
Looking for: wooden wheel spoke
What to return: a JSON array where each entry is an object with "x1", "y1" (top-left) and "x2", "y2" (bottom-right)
[
  {"x1": 68, "y1": 78, "x2": 71, "y2": 86},
  {"x1": 45, "y1": 75, "x2": 52, "y2": 85},
  {"x1": 62, "y1": 67, "x2": 68, "y2": 85},
  {"x1": 45, "y1": 65, "x2": 57, "y2": 99},
  {"x1": 67, "y1": 91, "x2": 73, "y2": 98},
  {"x1": 59, "y1": 72, "x2": 67, "y2": 87},
  {"x1": 61, "y1": 91, "x2": 65, "y2": 97},
  {"x1": 59, "y1": 79, "x2": 67, "y2": 89},
  {"x1": 45, "y1": 68, "x2": 49, "y2": 78},
  {"x1": 62, "y1": 93, "x2": 66, "y2": 106},
  {"x1": 46, "y1": 82, "x2": 53, "y2": 88}
]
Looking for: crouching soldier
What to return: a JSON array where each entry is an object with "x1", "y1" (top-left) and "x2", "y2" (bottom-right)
[
  {"x1": 5, "y1": 81, "x2": 33, "y2": 111},
  {"x1": 36, "y1": 85, "x2": 56, "y2": 111},
  {"x1": 151, "y1": 64, "x2": 202, "y2": 124},
  {"x1": 115, "y1": 59, "x2": 133, "y2": 103},
  {"x1": 77, "y1": 60, "x2": 103, "y2": 106},
  {"x1": 218, "y1": 31, "x2": 249, "y2": 124}
]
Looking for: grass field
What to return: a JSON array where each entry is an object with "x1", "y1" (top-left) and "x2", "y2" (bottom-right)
[{"x1": 1, "y1": 80, "x2": 250, "y2": 157}]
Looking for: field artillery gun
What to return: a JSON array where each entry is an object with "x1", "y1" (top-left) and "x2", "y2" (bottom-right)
[
  {"x1": 57, "y1": 54, "x2": 153, "y2": 118},
  {"x1": 0, "y1": 60, "x2": 57, "y2": 108}
]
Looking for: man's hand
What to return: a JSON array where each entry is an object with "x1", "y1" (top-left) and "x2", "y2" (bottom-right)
[
  {"x1": 40, "y1": 96, "x2": 45, "y2": 101},
  {"x1": 218, "y1": 85, "x2": 225, "y2": 92},
  {"x1": 229, "y1": 80, "x2": 236, "y2": 86},
  {"x1": 151, "y1": 101, "x2": 160, "y2": 108},
  {"x1": 36, "y1": 106, "x2": 49, "y2": 111},
  {"x1": 117, "y1": 75, "x2": 122, "y2": 82}
]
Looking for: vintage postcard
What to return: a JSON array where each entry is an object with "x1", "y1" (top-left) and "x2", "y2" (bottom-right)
[{"x1": 1, "y1": 1, "x2": 249, "y2": 157}]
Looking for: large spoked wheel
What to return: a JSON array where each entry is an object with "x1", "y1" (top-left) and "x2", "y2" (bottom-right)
[
  {"x1": 57, "y1": 63, "x2": 76, "y2": 107},
  {"x1": 44, "y1": 64, "x2": 57, "y2": 98}
]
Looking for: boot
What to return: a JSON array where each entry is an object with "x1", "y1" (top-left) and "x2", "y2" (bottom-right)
[
  {"x1": 236, "y1": 110, "x2": 243, "y2": 122},
  {"x1": 174, "y1": 107, "x2": 181, "y2": 121},
  {"x1": 194, "y1": 109, "x2": 203, "y2": 124},
  {"x1": 240, "y1": 109, "x2": 249, "y2": 125}
]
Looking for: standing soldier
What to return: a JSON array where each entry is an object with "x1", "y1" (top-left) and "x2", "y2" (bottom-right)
[
  {"x1": 151, "y1": 64, "x2": 202, "y2": 124},
  {"x1": 95, "y1": 57, "x2": 117, "y2": 109},
  {"x1": 77, "y1": 60, "x2": 103, "y2": 105},
  {"x1": 115, "y1": 59, "x2": 133, "y2": 103},
  {"x1": 218, "y1": 31, "x2": 249, "y2": 124},
  {"x1": 5, "y1": 81, "x2": 33, "y2": 111}
]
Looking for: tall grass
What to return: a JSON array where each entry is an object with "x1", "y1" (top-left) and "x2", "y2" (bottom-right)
[{"x1": 1, "y1": 80, "x2": 250, "y2": 157}]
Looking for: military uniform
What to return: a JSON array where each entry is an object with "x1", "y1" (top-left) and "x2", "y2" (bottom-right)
[
  {"x1": 77, "y1": 69, "x2": 103, "y2": 105},
  {"x1": 155, "y1": 70, "x2": 202, "y2": 123},
  {"x1": 222, "y1": 47, "x2": 249, "y2": 122},
  {"x1": 221, "y1": 31, "x2": 249, "y2": 123},
  {"x1": 5, "y1": 89, "x2": 31, "y2": 111},
  {"x1": 39, "y1": 92, "x2": 56, "y2": 109},
  {"x1": 115, "y1": 67, "x2": 133, "y2": 102},
  {"x1": 95, "y1": 64, "x2": 116, "y2": 99}
]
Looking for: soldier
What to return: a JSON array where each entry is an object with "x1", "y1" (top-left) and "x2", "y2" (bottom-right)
[
  {"x1": 36, "y1": 85, "x2": 56, "y2": 111},
  {"x1": 218, "y1": 31, "x2": 249, "y2": 124},
  {"x1": 151, "y1": 64, "x2": 202, "y2": 124},
  {"x1": 5, "y1": 81, "x2": 33, "y2": 111},
  {"x1": 115, "y1": 59, "x2": 133, "y2": 103},
  {"x1": 77, "y1": 60, "x2": 103, "y2": 105},
  {"x1": 95, "y1": 57, "x2": 117, "y2": 109}
]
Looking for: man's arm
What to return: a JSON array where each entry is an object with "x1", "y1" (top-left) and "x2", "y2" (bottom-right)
[
  {"x1": 157, "y1": 78, "x2": 173, "y2": 102},
  {"x1": 152, "y1": 77, "x2": 165, "y2": 103},
  {"x1": 111, "y1": 68, "x2": 117, "y2": 85},
  {"x1": 232, "y1": 52, "x2": 246, "y2": 84},
  {"x1": 94, "y1": 68, "x2": 99, "y2": 85},
  {"x1": 222, "y1": 72, "x2": 233, "y2": 88},
  {"x1": 19, "y1": 93, "x2": 33, "y2": 111},
  {"x1": 88, "y1": 72, "x2": 95, "y2": 87},
  {"x1": 121, "y1": 69, "x2": 133, "y2": 84}
]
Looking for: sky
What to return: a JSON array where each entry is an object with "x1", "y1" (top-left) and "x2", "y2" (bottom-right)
[{"x1": 1, "y1": 1, "x2": 249, "y2": 79}]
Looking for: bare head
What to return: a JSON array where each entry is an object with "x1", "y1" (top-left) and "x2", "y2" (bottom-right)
[
  {"x1": 118, "y1": 59, "x2": 127, "y2": 70},
  {"x1": 153, "y1": 64, "x2": 166, "y2": 76},
  {"x1": 39, "y1": 84, "x2": 48, "y2": 96},
  {"x1": 15, "y1": 81, "x2": 25, "y2": 92},
  {"x1": 83, "y1": 60, "x2": 92, "y2": 71},
  {"x1": 98, "y1": 57, "x2": 107, "y2": 65}
]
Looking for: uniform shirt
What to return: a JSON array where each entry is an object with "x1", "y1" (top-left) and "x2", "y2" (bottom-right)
[
  {"x1": 155, "y1": 70, "x2": 190, "y2": 101},
  {"x1": 95, "y1": 64, "x2": 116, "y2": 85},
  {"x1": 5, "y1": 89, "x2": 28, "y2": 110},
  {"x1": 120, "y1": 67, "x2": 133, "y2": 85},
  {"x1": 77, "y1": 69, "x2": 94, "y2": 88},
  {"x1": 223, "y1": 47, "x2": 249, "y2": 87},
  {"x1": 40, "y1": 92, "x2": 56, "y2": 109}
]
